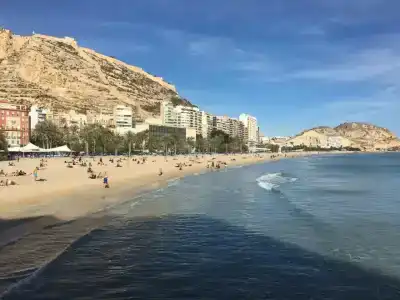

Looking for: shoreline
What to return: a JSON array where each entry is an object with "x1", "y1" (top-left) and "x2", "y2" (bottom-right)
[{"x1": 0, "y1": 151, "x2": 346, "y2": 222}]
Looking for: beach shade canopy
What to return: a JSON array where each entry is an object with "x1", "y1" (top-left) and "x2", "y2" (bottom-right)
[
  {"x1": 7, "y1": 146, "x2": 22, "y2": 152},
  {"x1": 21, "y1": 143, "x2": 42, "y2": 152},
  {"x1": 45, "y1": 145, "x2": 73, "y2": 152}
]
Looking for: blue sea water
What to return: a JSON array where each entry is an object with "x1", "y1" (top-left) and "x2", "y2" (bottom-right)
[{"x1": 1, "y1": 153, "x2": 400, "y2": 299}]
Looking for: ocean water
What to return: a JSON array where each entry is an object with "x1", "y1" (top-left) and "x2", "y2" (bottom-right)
[{"x1": 1, "y1": 153, "x2": 400, "y2": 299}]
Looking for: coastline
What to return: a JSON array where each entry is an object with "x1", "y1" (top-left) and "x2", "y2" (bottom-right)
[{"x1": 0, "y1": 151, "x2": 341, "y2": 223}]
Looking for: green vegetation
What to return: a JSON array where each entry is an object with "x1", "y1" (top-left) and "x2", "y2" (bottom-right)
[
  {"x1": 30, "y1": 122, "x2": 249, "y2": 155},
  {"x1": 170, "y1": 95, "x2": 196, "y2": 107},
  {"x1": 0, "y1": 130, "x2": 8, "y2": 160}
]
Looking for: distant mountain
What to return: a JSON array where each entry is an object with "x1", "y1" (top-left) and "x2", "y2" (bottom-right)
[
  {"x1": 0, "y1": 28, "x2": 192, "y2": 120},
  {"x1": 287, "y1": 122, "x2": 400, "y2": 150}
]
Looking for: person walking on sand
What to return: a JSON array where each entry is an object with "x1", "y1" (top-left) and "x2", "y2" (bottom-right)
[
  {"x1": 33, "y1": 167, "x2": 38, "y2": 181},
  {"x1": 103, "y1": 173, "x2": 109, "y2": 188}
]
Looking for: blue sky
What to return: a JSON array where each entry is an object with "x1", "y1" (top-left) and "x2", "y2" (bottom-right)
[{"x1": 1, "y1": 0, "x2": 399, "y2": 136}]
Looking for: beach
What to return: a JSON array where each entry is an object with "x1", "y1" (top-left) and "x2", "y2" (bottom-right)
[
  {"x1": 1, "y1": 152, "x2": 399, "y2": 299},
  {"x1": 0, "y1": 152, "x2": 318, "y2": 222}
]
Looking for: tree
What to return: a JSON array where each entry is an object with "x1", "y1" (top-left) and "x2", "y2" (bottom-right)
[
  {"x1": 148, "y1": 135, "x2": 162, "y2": 153},
  {"x1": 31, "y1": 120, "x2": 65, "y2": 149},
  {"x1": 0, "y1": 130, "x2": 8, "y2": 160},
  {"x1": 135, "y1": 130, "x2": 149, "y2": 152},
  {"x1": 186, "y1": 137, "x2": 195, "y2": 154},
  {"x1": 124, "y1": 131, "x2": 136, "y2": 156}
]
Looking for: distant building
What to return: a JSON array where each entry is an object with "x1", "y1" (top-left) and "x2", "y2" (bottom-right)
[
  {"x1": 161, "y1": 101, "x2": 202, "y2": 136},
  {"x1": 213, "y1": 116, "x2": 245, "y2": 140},
  {"x1": 161, "y1": 101, "x2": 177, "y2": 127},
  {"x1": 0, "y1": 101, "x2": 30, "y2": 146},
  {"x1": 114, "y1": 105, "x2": 133, "y2": 134},
  {"x1": 239, "y1": 113, "x2": 258, "y2": 144},
  {"x1": 201, "y1": 111, "x2": 214, "y2": 138},
  {"x1": 214, "y1": 116, "x2": 230, "y2": 135},
  {"x1": 29, "y1": 105, "x2": 48, "y2": 132},
  {"x1": 46, "y1": 109, "x2": 87, "y2": 128},
  {"x1": 87, "y1": 110, "x2": 114, "y2": 127}
]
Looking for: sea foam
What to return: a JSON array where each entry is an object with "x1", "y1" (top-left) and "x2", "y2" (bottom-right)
[{"x1": 256, "y1": 172, "x2": 297, "y2": 191}]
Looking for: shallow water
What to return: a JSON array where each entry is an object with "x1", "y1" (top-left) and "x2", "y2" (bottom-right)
[{"x1": 1, "y1": 153, "x2": 400, "y2": 299}]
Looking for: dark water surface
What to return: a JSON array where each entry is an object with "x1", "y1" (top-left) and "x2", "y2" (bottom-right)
[{"x1": 1, "y1": 153, "x2": 400, "y2": 299}]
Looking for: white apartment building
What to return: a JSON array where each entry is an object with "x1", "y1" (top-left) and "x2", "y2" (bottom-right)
[
  {"x1": 161, "y1": 101, "x2": 177, "y2": 127},
  {"x1": 214, "y1": 116, "x2": 230, "y2": 135},
  {"x1": 161, "y1": 101, "x2": 202, "y2": 136},
  {"x1": 239, "y1": 113, "x2": 258, "y2": 143},
  {"x1": 214, "y1": 116, "x2": 245, "y2": 140},
  {"x1": 201, "y1": 111, "x2": 214, "y2": 138},
  {"x1": 113, "y1": 105, "x2": 133, "y2": 129},
  {"x1": 29, "y1": 105, "x2": 48, "y2": 132}
]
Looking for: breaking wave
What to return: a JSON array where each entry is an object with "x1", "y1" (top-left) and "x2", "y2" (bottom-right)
[{"x1": 256, "y1": 172, "x2": 297, "y2": 191}]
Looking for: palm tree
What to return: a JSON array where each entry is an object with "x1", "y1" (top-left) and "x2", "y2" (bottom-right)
[
  {"x1": 124, "y1": 131, "x2": 136, "y2": 157},
  {"x1": 187, "y1": 137, "x2": 195, "y2": 154},
  {"x1": 0, "y1": 130, "x2": 8, "y2": 159}
]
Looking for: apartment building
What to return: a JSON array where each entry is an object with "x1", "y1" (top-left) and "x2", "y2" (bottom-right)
[
  {"x1": 29, "y1": 105, "x2": 48, "y2": 133},
  {"x1": 239, "y1": 113, "x2": 258, "y2": 143},
  {"x1": 46, "y1": 109, "x2": 87, "y2": 128},
  {"x1": 87, "y1": 110, "x2": 114, "y2": 128},
  {"x1": 229, "y1": 118, "x2": 245, "y2": 140},
  {"x1": 0, "y1": 101, "x2": 30, "y2": 146},
  {"x1": 161, "y1": 101, "x2": 177, "y2": 127},
  {"x1": 201, "y1": 111, "x2": 214, "y2": 138},
  {"x1": 114, "y1": 105, "x2": 133, "y2": 134},
  {"x1": 161, "y1": 101, "x2": 202, "y2": 136},
  {"x1": 213, "y1": 116, "x2": 245, "y2": 140}
]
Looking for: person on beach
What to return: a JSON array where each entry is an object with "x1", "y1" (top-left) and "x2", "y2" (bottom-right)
[
  {"x1": 103, "y1": 173, "x2": 109, "y2": 188},
  {"x1": 33, "y1": 167, "x2": 39, "y2": 181}
]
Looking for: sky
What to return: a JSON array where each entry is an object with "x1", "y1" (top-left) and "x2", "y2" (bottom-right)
[{"x1": 1, "y1": 0, "x2": 399, "y2": 136}]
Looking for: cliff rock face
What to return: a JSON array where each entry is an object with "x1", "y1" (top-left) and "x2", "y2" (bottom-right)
[
  {"x1": 0, "y1": 28, "x2": 183, "y2": 120},
  {"x1": 334, "y1": 122, "x2": 400, "y2": 150},
  {"x1": 287, "y1": 122, "x2": 400, "y2": 150}
]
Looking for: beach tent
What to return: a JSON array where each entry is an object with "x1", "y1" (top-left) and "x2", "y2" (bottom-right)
[
  {"x1": 45, "y1": 145, "x2": 73, "y2": 152},
  {"x1": 7, "y1": 146, "x2": 22, "y2": 152},
  {"x1": 21, "y1": 143, "x2": 42, "y2": 152}
]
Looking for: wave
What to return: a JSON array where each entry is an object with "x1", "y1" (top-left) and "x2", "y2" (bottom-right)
[
  {"x1": 167, "y1": 178, "x2": 181, "y2": 187},
  {"x1": 256, "y1": 172, "x2": 297, "y2": 191}
]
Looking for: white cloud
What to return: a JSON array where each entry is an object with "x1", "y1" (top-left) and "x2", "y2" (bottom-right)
[{"x1": 289, "y1": 48, "x2": 400, "y2": 82}]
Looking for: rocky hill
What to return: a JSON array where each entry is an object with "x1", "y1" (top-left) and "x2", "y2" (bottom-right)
[
  {"x1": 287, "y1": 122, "x2": 400, "y2": 150},
  {"x1": 334, "y1": 122, "x2": 399, "y2": 150},
  {"x1": 0, "y1": 28, "x2": 191, "y2": 120}
]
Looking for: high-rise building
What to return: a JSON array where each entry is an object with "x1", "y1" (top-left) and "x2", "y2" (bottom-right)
[
  {"x1": 239, "y1": 113, "x2": 258, "y2": 143},
  {"x1": 214, "y1": 116, "x2": 230, "y2": 135},
  {"x1": 161, "y1": 101, "x2": 177, "y2": 127},
  {"x1": 174, "y1": 105, "x2": 202, "y2": 135},
  {"x1": 161, "y1": 101, "x2": 202, "y2": 136},
  {"x1": 113, "y1": 105, "x2": 133, "y2": 130},
  {"x1": 0, "y1": 101, "x2": 30, "y2": 146},
  {"x1": 29, "y1": 105, "x2": 48, "y2": 133},
  {"x1": 201, "y1": 111, "x2": 214, "y2": 138},
  {"x1": 213, "y1": 116, "x2": 245, "y2": 140},
  {"x1": 229, "y1": 118, "x2": 245, "y2": 140}
]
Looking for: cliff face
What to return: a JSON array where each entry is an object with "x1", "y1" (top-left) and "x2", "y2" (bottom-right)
[
  {"x1": 0, "y1": 29, "x2": 184, "y2": 120},
  {"x1": 287, "y1": 122, "x2": 400, "y2": 150},
  {"x1": 334, "y1": 122, "x2": 400, "y2": 149}
]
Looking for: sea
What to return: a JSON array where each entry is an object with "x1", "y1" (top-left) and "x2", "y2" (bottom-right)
[{"x1": 1, "y1": 153, "x2": 400, "y2": 299}]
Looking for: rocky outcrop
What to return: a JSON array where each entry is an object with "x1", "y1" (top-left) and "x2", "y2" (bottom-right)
[
  {"x1": 286, "y1": 122, "x2": 400, "y2": 150},
  {"x1": 0, "y1": 28, "x2": 190, "y2": 120},
  {"x1": 334, "y1": 122, "x2": 400, "y2": 150}
]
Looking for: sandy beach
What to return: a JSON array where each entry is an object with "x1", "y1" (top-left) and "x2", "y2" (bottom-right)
[{"x1": 0, "y1": 152, "x2": 319, "y2": 222}]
